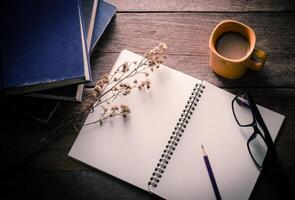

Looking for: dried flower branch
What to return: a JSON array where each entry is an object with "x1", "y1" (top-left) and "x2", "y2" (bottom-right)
[{"x1": 81, "y1": 43, "x2": 168, "y2": 125}]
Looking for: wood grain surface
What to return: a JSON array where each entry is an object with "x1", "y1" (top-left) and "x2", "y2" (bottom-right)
[
  {"x1": 90, "y1": 13, "x2": 295, "y2": 87},
  {"x1": 108, "y1": 0, "x2": 295, "y2": 12},
  {"x1": 1, "y1": 0, "x2": 295, "y2": 200}
]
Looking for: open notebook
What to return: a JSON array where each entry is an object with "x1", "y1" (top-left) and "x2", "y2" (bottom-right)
[{"x1": 69, "y1": 50, "x2": 285, "y2": 200}]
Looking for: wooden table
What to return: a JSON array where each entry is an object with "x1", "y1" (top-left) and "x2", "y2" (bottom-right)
[{"x1": 1, "y1": 1, "x2": 295, "y2": 199}]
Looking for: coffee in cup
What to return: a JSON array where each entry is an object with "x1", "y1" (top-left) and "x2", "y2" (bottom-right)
[{"x1": 216, "y1": 32, "x2": 249, "y2": 60}]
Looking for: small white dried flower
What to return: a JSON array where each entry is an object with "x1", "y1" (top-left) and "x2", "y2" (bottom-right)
[{"x1": 159, "y1": 43, "x2": 168, "y2": 50}]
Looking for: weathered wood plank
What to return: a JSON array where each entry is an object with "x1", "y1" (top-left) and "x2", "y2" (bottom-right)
[
  {"x1": 0, "y1": 100, "x2": 78, "y2": 171},
  {"x1": 90, "y1": 52, "x2": 295, "y2": 88},
  {"x1": 2, "y1": 169, "x2": 295, "y2": 200},
  {"x1": 253, "y1": 169, "x2": 295, "y2": 199},
  {"x1": 19, "y1": 89, "x2": 295, "y2": 171},
  {"x1": 1, "y1": 170, "x2": 159, "y2": 200},
  {"x1": 96, "y1": 13, "x2": 295, "y2": 55},
  {"x1": 108, "y1": 0, "x2": 295, "y2": 12},
  {"x1": 90, "y1": 13, "x2": 295, "y2": 87}
]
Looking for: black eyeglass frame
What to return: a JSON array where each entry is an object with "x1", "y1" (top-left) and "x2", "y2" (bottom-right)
[{"x1": 231, "y1": 91, "x2": 276, "y2": 169}]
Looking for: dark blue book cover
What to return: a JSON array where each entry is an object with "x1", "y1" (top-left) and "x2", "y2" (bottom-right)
[
  {"x1": 82, "y1": 0, "x2": 99, "y2": 50},
  {"x1": 0, "y1": 0, "x2": 91, "y2": 95},
  {"x1": 28, "y1": 0, "x2": 117, "y2": 101},
  {"x1": 82, "y1": 0, "x2": 97, "y2": 35},
  {"x1": 90, "y1": 0, "x2": 117, "y2": 52}
]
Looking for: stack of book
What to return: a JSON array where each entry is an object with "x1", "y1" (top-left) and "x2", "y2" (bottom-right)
[{"x1": 0, "y1": 0, "x2": 117, "y2": 123}]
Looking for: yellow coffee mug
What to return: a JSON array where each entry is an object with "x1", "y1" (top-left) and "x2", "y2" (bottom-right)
[{"x1": 209, "y1": 20, "x2": 267, "y2": 79}]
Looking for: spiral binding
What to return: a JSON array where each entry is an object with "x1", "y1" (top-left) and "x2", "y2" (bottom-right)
[{"x1": 148, "y1": 81, "x2": 205, "y2": 189}]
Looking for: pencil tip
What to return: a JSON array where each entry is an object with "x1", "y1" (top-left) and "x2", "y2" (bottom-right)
[{"x1": 201, "y1": 144, "x2": 206, "y2": 155}]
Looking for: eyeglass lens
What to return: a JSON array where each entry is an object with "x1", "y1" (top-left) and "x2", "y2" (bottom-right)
[
  {"x1": 248, "y1": 133, "x2": 268, "y2": 167},
  {"x1": 233, "y1": 94, "x2": 254, "y2": 126}
]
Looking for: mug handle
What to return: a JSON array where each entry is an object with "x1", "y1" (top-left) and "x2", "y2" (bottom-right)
[{"x1": 247, "y1": 48, "x2": 267, "y2": 71}]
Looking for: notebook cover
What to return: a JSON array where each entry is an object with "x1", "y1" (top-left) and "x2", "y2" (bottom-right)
[{"x1": 0, "y1": 0, "x2": 91, "y2": 95}]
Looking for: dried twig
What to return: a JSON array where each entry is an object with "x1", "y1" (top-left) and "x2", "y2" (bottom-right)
[{"x1": 81, "y1": 43, "x2": 168, "y2": 125}]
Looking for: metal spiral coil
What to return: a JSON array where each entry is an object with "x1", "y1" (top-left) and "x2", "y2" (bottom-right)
[{"x1": 148, "y1": 82, "x2": 205, "y2": 188}]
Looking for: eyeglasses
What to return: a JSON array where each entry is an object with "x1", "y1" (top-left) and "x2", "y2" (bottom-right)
[{"x1": 231, "y1": 91, "x2": 276, "y2": 169}]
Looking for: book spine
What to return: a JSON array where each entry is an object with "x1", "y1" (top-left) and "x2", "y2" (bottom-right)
[
  {"x1": 148, "y1": 81, "x2": 205, "y2": 189},
  {"x1": 86, "y1": 0, "x2": 99, "y2": 50},
  {"x1": 78, "y1": 0, "x2": 92, "y2": 81}
]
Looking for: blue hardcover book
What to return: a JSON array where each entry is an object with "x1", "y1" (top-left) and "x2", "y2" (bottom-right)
[
  {"x1": 83, "y1": 0, "x2": 100, "y2": 50},
  {"x1": 0, "y1": 0, "x2": 91, "y2": 95},
  {"x1": 90, "y1": 0, "x2": 117, "y2": 53},
  {"x1": 28, "y1": 0, "x2": 117, "y2": 101},
  {"x1": 27, "y1": 0, "x2": 100, "y2": 102}
]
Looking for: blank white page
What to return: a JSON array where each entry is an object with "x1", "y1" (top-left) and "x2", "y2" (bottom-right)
[
  {"x1": 69, "y1": 50, "x2": 202, "y2": 191},
  {"x1": 154, "y1": 81, "x2": 285, "y2": 200}
]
